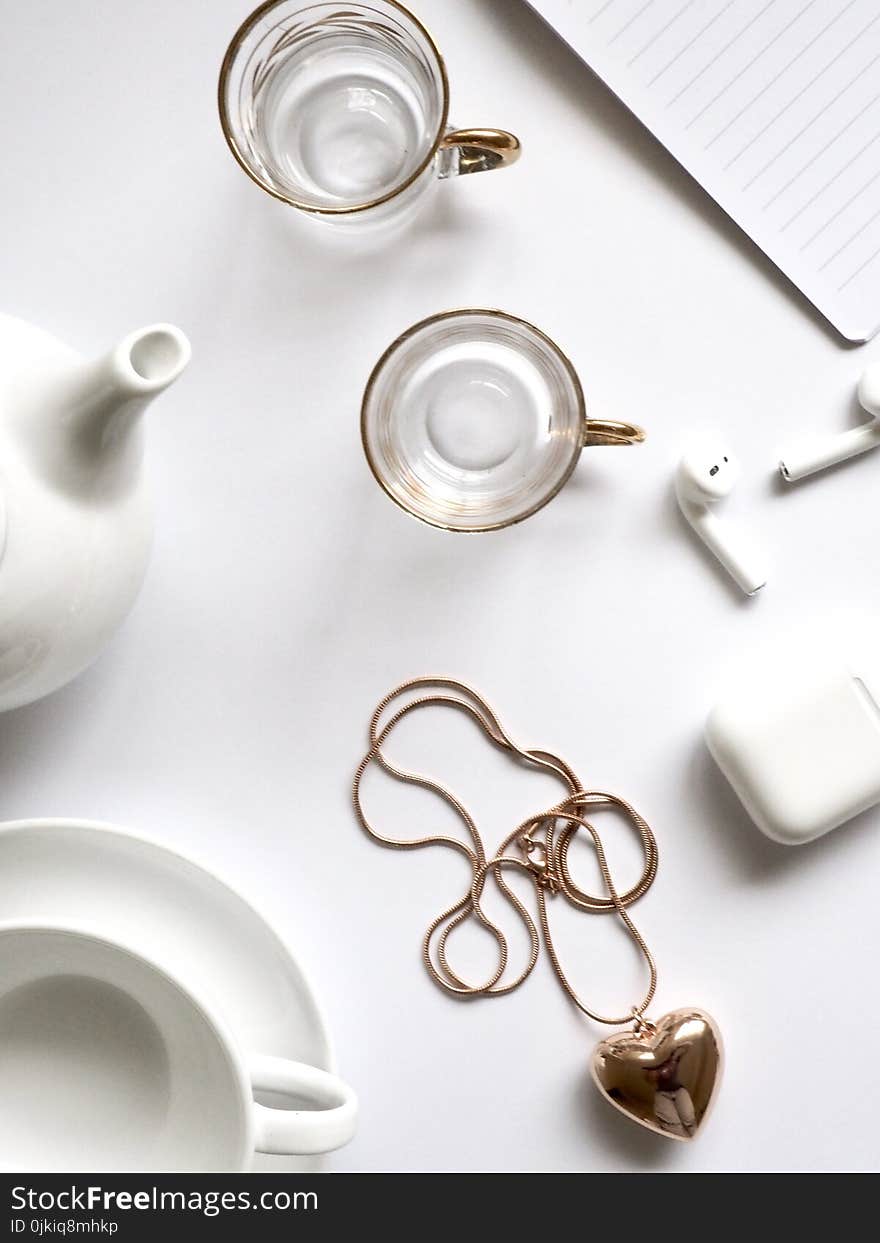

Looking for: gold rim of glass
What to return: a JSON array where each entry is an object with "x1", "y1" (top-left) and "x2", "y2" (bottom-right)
[
  {"x1": 217, "y1": 0, "x2": 451, "y2": 216},
  {"x1": 360, "y1": 308, "x2": 589, "y2": 534}
]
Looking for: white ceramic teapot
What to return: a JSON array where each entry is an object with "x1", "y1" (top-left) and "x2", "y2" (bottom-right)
[{"x1": 0, "y1": 314, "x2": 190, "y2": 711}]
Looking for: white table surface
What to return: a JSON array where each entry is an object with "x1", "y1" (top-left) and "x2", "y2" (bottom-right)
[{"x1": 2, "y1": 0, "x2": 879, "y2": 1174}]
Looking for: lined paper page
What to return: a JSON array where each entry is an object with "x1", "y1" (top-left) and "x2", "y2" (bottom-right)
[{"x1": 531, "y1": 0, "x2": 880, "y2": 340}]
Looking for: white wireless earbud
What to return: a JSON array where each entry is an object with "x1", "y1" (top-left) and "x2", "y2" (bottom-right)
[
  {"x1": 675, "y1": 444, "x2": 768, "y2": 596},
  {"x1": 779, "y1": 364, "x2": 880, "y2": 482}
]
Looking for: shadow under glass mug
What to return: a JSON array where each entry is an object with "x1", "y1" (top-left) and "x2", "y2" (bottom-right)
[
  {"x1": 361, "y1": 309, "x2": 646, "y2": 532},
  {"x1": 219, "y1": 0, "x2": 522, "y2": 227}
]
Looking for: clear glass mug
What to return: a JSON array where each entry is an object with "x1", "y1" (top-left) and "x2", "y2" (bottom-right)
[
  {"x1": 218, "y1": 0, "x2": 521, "y2": 228},
  {"x1": 361, "y1": 310, "x2": 646, "y2": 532}
]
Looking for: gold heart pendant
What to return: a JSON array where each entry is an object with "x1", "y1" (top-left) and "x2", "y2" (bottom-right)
[{"x1": 591, "y1": 1009, "x2": 722, "y2": 1141}]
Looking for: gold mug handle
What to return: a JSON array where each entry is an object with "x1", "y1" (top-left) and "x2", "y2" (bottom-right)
[
  {"x1": 583, "y1": 420, "x2": 646, "y2": 447},
  {"x1": 439, "y1": 129, "x2": 522, "y2": 176}
]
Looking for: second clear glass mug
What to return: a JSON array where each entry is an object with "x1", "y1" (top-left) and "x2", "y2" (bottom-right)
[
  {"x1": 218, "y1": 0, "x2": 522, "y2": 228},
  {"x1": 361, "y1": 309, "x2": 646, "y2": 533}
]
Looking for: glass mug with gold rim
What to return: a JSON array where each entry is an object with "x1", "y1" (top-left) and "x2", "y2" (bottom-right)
[
  {"x1": 218, "y1": 0, "x2": 521, "y2": 228},
  {"x1": 361, "y1": 309, "x2": 646, "y2": 533}
]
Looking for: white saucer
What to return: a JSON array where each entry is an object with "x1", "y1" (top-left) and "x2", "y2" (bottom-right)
[{"x1": 0, "y1": 819, "x2": 335, "y2": 1173}]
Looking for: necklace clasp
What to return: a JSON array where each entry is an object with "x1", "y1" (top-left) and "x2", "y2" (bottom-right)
[{"x1": 518, "y1": 833, "x2": 560, "y2": 893}]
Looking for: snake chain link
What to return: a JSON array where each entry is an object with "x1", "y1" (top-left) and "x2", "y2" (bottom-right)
[{"x1": 352, "y1": 678, "x2": 660, "y2": 1027}]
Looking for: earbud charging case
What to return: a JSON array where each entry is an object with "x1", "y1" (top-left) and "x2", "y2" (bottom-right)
[{"x1": 706, "y1": 657, "x2": 880, "y2": 844}]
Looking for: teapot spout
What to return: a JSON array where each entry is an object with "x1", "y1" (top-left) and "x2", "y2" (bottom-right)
[
  {"x1": 116, "y1": 324, "x2": 191, "y2": 394},
  {"x1": 70, "y1": 324, "x2": 191, "y2": 447},
  {"x1": 18, "y1": 323, "x2": 191, "y2": 489}
]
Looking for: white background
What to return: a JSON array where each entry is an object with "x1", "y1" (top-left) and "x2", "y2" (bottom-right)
[{"x1": 1, "y1": 0, "x2": 879, "y2": 1173}]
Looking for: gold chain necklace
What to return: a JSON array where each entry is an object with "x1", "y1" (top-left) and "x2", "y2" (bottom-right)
[{"x1": 353, "y1": 678, "x2": 722, "y2": 1142}]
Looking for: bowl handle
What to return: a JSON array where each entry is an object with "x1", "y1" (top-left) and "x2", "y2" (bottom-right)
[{"x1": 250, "y1": 1054, "x2": 358, "y2": 1156}]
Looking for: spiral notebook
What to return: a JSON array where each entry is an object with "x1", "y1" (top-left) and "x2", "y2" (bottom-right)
[{"x1": 529, "y1": 0, "x2": 880, "y2": 342}]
